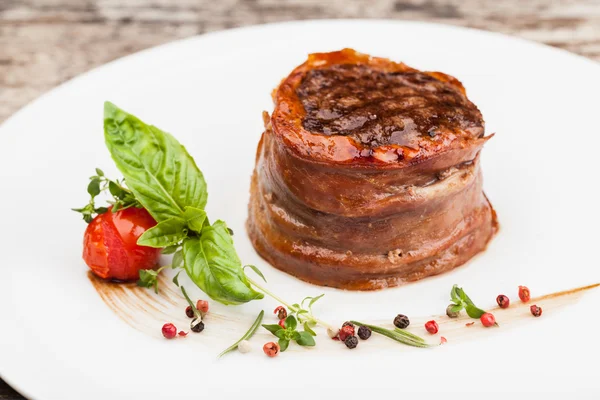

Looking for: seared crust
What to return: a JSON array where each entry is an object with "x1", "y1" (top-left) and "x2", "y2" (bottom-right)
[{"x1": 248, "y1": 49, "x2": 497, "y2": 290}]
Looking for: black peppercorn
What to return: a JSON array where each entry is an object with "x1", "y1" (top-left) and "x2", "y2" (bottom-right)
[
  {"x1": 191, "y1": 318, "x2": 205, "y2": 333},
  {"x1": 342, "y1": 321, "x2": 355, "y2": 329},
  {"x1": 357, "y1": 326, "x2": 371, "y2": 340},
  {"x1": 185, "y1": 306, "x2": 194, "y2": 319},
  {"x1": 393, "y1": 314, "x2": 410, "y2": 329},
  {"x1": 446, "y1": 304, "x2": 460, "y2": 318},
  {"x1": 344, "y1": 335, "x2": 359, "y2": 349}
]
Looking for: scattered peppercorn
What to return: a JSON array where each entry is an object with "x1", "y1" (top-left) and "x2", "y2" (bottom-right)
[
  {"x1": 496, "y1": 294, "x2": 510, "y2": 309},
  {"x1": 530, "y1": 305, "x2": 542, "y2": 317},
  {"x1": 446, "y1": 304, "x2": 460, "y2": 318},
  {"x1": 185, "y1": 305, "x2": 195, "y2": 318},
  {"x1": 191, "y1": 318, "x2": 205, "y2": 333},
  {"x1": 357, "y1": 325, "x2": 372, "y2": 340},
  {"x1": 327, "y1": 328, "x2": 340, "y2": 339},
  {"x1": 342, "y1": 321, "x2": 355, "y2": 329},
  {"x1": 238, "y1": 340, "x2": 252, "y2": 354},
  {"x1": 196, "y1": 300, "x2": 209, "y2": 314},
  {"x1": 178, "y1": 331, "x2": 188, "y2": 337},
  {"x1": 162, "y1": 323, "x2": 177, "y2": 339},
  {"x1": 338, "y1": 324, "x2": 355, "y2": 342},
  {"x1": 465, "y1": 322, "x2": 475, "y2": 327},
  {"x1": 425, "y1": 320, "x2": 439, "y2": 334},
  {"x1": 518, "y1": 286, "x2": 531, "y2": 302},
  {"x1": 394, "y1": 314, "x2": 410, "y2": 329},
  {"x1": 480, "y1": 312, "x2": 497, "y2": 327},
  {"x1": 263, "y1": 342, "x2": 280, "y2": 357},
  {"x1": 440, "y1": 336, "x2": 447, "y2": 345},
  {"x1": 278, "y1": 319, "x2": 286, "y2": 329},
  {"x1": 274, "y1": 306, "x2": 287, "y2": 320},
  {"x1": 345, "y1": 335, "x2": 359, "y2": 349}
]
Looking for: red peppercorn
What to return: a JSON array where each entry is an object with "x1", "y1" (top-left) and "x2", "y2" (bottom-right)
[
  {"x1": 263, "y1": 342, "x2": 280, "y2": 357},
  {"x1": 338, "y1": 324, "x2": 355, "y2": 342},
  {"x1": 278, "y1": 319, "x2": 286, "y2": 329},
  {"x1": 425, "y1": 320, "x2": 439, "y2": 334},
  {"x1": 185, "y1": 306, "x2": 194, "y2": 318},
  {"x1": 518, "y1": 286, "x2": 531, "y2": 303},
  {"x1": 530, "y1": 305, "x2": 542, "y2": 317},
  {"x1": 496, "y1": 294, "x2": 510, "y2": 309},
  {"x1": 178, "y1": 331, "x2": 188, "y2": 337},
  {"x1": 480, "y1": 312, "x2": 497, "y2": 327},
  {"x1": 162, "y1": 323, "x2": 177, "y2": 339},
  {"x1": 196, "y1": 300, "x2": 209, "y2": 314},
  {"x1": 440, "y1": 336, "x2": 447, "y2": 345},
  {"x1": 274, "y1": 306, "x2": 287, "y2": 320}
]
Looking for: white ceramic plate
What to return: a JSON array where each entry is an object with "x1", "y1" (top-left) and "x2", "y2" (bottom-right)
[{"x1": 1, "y1": 20, "x2": 600, "y2": 400}]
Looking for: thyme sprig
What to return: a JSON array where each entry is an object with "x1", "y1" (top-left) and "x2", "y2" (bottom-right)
[{"x1": 219, "y1": 310, "x2": 265, "y2": 357}]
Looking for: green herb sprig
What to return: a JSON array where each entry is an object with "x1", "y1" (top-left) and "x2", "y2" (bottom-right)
[
  {"x1": 448, "y1": 284, "x2": 486, "y2": 318},
  {"x1": 72, "y1": 168, "x2": 141, "y2": 223},
  {"x1": 262, "y1": 315, "x2": 316, "y2": 352},
  {"x1": 219, "y1": 310, "x2": 265, "y2": 357},
  {"x1": 350, "y1": 321, "x2": 434, "y2": 348}
]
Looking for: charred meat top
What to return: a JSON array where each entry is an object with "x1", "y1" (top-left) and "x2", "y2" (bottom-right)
[{"x1": 296, "y1": 64, "x2": 484, "y2": 148}]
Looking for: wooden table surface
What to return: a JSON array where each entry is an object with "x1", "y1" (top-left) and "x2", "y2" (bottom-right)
[{"x1": 1, "y1": 0, "x2": 599, "y2": 397}]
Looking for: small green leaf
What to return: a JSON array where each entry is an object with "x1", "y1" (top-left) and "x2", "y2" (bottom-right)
[
  {"x1": 184, "y1": 206, "x2": 207, "y2": 233},
  {"x1": 303, "y1": 322, "x2": 316, "y2": 336},
  {"x1": 243, "y1": 265, "x2": 267, "y2": 283},
  {"x1": 108, "y1": 180, "x2": 125, "y2": 198},
  {"x1": 308, "y1": 294, "x2": 324, "y2": 309},
  {"x1": 276, "y1": 329, "x2": 288, "y2": 340},
  {"x1": 465, "y1": 304, "x2": 486, "y2": 319},
  {"x1": 450, "y1": 304, "x2": 463, "y2": 313},
  {"x1": 284, "y1": 315, "x2": 297, "y2": 331},
  {"x1": 296, "y1": 331, "x2": 316, "y2": 346},
  {"x1": 278, "y1": 338, "x2": 290, "y2": 352},
  {"x1": 87, "y1": 178, "x2": 101, "y2": 197},
  {"x1": 172, "y1": 271, "x2": 182, "y2": 287},
  {"x1": 95, "y1": 168, "x2": 104, "y2": 176},
  {"x1": 172, "y1": 250, "x2": 184, "y2": 269},
  {"x1": 262, "y1": 324, "x2": 283, "y2": 336},
  {"x1": 137, "y1": 217, "x2": 187, "y2": 248},
  {"x1": 95, "y1": 207, "x2": 109, "y2": 214},
  {"x1": 137, "y1": 269, "x2": 158, "y2": 289},
  {"x1": 161, "y1": 245, "x2": 179, "y2": 255}
]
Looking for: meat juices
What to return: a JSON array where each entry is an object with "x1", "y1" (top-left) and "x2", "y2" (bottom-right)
[{"x1": 247, "y1": 49, "x2": 497, "y2": 290}]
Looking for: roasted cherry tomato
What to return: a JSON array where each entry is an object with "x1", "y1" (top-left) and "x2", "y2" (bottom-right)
[{"x1": 83, "y1": 207, "x2": 160, "y2": 281}]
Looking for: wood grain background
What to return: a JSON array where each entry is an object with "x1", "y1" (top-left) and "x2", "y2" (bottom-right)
[{"x1": 1, "y1": 0, "x2": 599, "y2": 398}]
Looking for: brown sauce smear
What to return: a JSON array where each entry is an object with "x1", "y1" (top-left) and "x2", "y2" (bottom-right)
[{"x1": 89, "y1": 271, "x2": 598, "y2": 349}]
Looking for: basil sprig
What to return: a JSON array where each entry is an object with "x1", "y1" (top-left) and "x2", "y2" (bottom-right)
[
  {"x1": 104, "y1": 102, "x2": 263, "y2": 305},
  {"x1": 262, "y1": 315, "x2": 316, "y2": 352},
  {"x1": 449, "y1": 284, "x2": 486, "y2": 318}
]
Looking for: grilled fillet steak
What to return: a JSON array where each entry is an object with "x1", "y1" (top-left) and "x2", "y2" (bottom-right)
[{"x1": 247, "y1": 49, "x2": 497, "y2": 290}]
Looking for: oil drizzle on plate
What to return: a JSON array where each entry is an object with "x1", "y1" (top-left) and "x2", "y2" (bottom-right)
[{"x1": 89, "y1": 271, "x2": 599, "y2": 352}]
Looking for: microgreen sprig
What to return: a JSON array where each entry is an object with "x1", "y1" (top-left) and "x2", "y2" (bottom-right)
[
  {"x1": 350, "y1": 321, "x2": 434, "y2": 348},
  {"x1": 219, "y1": 310, "x2": 265, "y2": 357},
  {"x1": 72, "y1": 168, "x2": 141, "y2": 223},
  {"x1": 448, "y1": 284, "x2": 486, "y2": 318},
  {"x1": 262, "y1": 315, "x2": 316, "y2": 351}
]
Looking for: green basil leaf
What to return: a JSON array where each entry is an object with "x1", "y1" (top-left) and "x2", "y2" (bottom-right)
[
  {"x1": 243, "y1": 265, "x2": 267, "y2": 283},
  {"x1": 284, "y1": 315, "x2": 297, "y2": 331},
  {"x1": 262, "y1": 324, "x2": 283, "y2": 336},
  {"x1": 87, "y1": 178, "x2": 101, "y2": 197},
  {"x1": 278, "y1": 338, "x2": 290, "y2": 352},
  {"x1": 296, "y1": 331, "x2": 316, "y2": 347},
  {"x1": 137, "y1": 217, "x2": 187, "y2": 248},
  {"x1": 276, "y1": 330, "x2": 289, "y2": 340},
  {"x1": 303, "y1": 322, "x2": 317, "y2": 336},
  {"x1": 172, "y1": 250, "x2": 184, "y2": 269},
  {"x1": 465, "y1": 304, "x2": 486, "y2": 319},
  {"x1": 161, "y1": 245, "x2": 179, "y2": 255},
  {"x1": 184, "y1": 206, "x2": 207, "y2": 233},
  {"x1": 103, "y1": 102, "x2": 208, "y2": 222},
  {"x1": 292, "y1": 331, "x2": 301, "y2": 341},
  {"x1": 182, "y1": 220, "x2": 263, "y2": 305}
]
